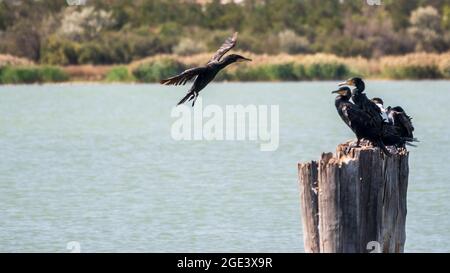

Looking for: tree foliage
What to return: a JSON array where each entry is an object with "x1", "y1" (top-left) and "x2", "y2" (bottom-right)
[{"x1": 0, "y1": 0, "x2": 449, "y2": 64}]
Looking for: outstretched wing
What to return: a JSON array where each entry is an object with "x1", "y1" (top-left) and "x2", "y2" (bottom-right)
[
  {"x1": 208, "y1": 32, "x2": 238, "y2": 64},
  {"x1": 160, "y1": 66, "x2": 207, "y2": 86},
  {"x1": 393, "y1": 111, "x2": 414, "y2": 138}
]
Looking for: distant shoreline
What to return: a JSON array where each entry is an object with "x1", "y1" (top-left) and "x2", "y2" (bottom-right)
[
  {"x1": 2, "y1": 79, "x2": 450, "y2": 86},
  {"x1": 1, "y1": 52, "x2": 449, "y2": 84}
]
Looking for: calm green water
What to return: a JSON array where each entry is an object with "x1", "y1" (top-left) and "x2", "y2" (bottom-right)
[{"x1": 0, "y1": 81, "x2": 449, "y2": 252}]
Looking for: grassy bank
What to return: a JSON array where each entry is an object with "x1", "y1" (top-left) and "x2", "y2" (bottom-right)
[
  {"x1": 1, "y1": 52, "x2": 450, "y2": 84},
  {"x1": 0, "y1": 66, "x2": 69, "y2": 84}
]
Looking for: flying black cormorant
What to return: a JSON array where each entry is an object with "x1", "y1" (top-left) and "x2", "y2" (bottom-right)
[{"x1": 160, "y1": 32, "x2": 251, "y2": 106}]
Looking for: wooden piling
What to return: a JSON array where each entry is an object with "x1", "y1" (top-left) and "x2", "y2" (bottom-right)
[{"x1": 298, "y1": 141, "x2": 409, "y2": 253}]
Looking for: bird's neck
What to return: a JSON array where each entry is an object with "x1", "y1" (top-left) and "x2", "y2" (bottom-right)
[
  {"x1": 354, "y1": 82, "x2": 365, "y2": 94},
  {"x1": 335, "y1": 95, "x2": 349, "y2": 107},
  {"x1": 217, "y1": 57, "x2": 235, "y2": 69}
]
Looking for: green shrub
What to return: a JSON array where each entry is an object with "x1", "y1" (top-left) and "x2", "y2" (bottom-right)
[
  {"x1": 132, "y1": 58, "x2": 186, "y2": 82},
  {"x1": 278, "y1": 30, "x2": 310, "y2": 54},
  {"x1": 77, "y1": 43, "x2": 107, "y2": 64},
  {"x1": 226, "y1": 62, "x2": 351, "y2": 81},
  {"x1": 232, "y1": 66, "x2": 272, "y2": 81},
  {"x1": 229, "y1": 62, "x2": 349, "y2": 81},
  {"x1": 40, "y1": 36, "x2": 80, "y2": 65},
  {"x1": 105, "y1": 66, "x2": 135, "y2": 82},
  {"x1": 305, "y1": 62, "x2": 350, "y2": 80},
  {"x1": 172, "y1": 38, "x2": 207, "y2": 56},
  {"x1": 383, "y1": 65, "x2": 442, "y2": 79},
  {"x1": 0, "y1": 66, "x2": 68, "y2": 84},
  {"x1": 293, "y1": 64, "x2": 308, "y2": 80},
  {"x1": 0, "y1": 66, "x2": 41, "y2": 83},
  {"x1": 214, "y1": 70, "x2": 234, "y2": 81},
  {"x1": 40, "y1": 66, "x2": 69, "y2": 82},
  {"x1": 0, "y1": 67, "x2": 4, "y2": 83},
  {"x1": 441, "y1": 63, "x2": 450, "y2": 79},
  {"x1": 264, "y1": 63, "x2": 297, "y2": 81},
  {"x1": 74, "y1": 32, "x2": 166, "y2": 65}
]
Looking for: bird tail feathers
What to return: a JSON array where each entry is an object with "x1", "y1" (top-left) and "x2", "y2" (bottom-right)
[
  {"x1": 177, "y1": 92, "x2": 194, "y2": 106},
  {"x1": 403, "y1": 137, "x2": 419, "y2": 143},
  {"x1": 406, "y1": 142, "x2": 418, "y2": 147}
]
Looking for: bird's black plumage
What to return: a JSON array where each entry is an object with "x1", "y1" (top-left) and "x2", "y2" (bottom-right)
[
  {"x1": 160, "y1": 32, "x2": 251, "y2": 106},
  {"x1": 332, "y1": 87, "x2": 390, "y2": 155},
  {"x1": 388, "y1": 106, "x2": 414, "y2": 139},
  {"x1": 378, "y1": 103, "x2": 416, "y2": 148},
  {"x1": 334, "y1": 77, "x2": 417, "y2": 155},
  {"x1": 339, "y1": 77, "x2": 384, "y2": 129}
]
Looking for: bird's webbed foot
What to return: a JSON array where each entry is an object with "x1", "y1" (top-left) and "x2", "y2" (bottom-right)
[{"x1": 191, "y1": 92, "x2": 198, "y2": 107}]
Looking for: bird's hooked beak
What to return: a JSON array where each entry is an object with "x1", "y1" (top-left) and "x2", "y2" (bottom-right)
[
  {"x1": 237, "y1": 57, "x2": 252, "y2": 63},
  {"x1": 338, "y1": 79, "x2": 355, "y2": 87},
  {"x1": 332, "y1": 89, "x2": 347, "y2": 95}
]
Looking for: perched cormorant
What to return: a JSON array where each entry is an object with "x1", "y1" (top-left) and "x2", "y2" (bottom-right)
[
  {"x1": 339, "y1": 77, "x2": 398, "y2": 155},
  {"x1": 334, "y1": 77, "x2": 417, "y2": 154},
  {"x1": 371, "y1": 99, "x2": 416, "y2": 148},
  {"x1": 372, "y1": 97, "x2": 390, "y2": 124},
  {"x1": 387, "y1": 106, "x2": 415, "y2": 140},
  {"x1": 339, "y1": 77, "x2": 384, "y2": 128},
  {"x1": 332, "y1": 86, "x2": 390, "y2": 155},
  {"x1": 160, "y1": 32, "x2": 251, "y2": 106}
]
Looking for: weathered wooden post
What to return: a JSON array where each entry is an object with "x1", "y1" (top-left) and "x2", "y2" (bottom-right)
[{"x1": 298, "y1": 141, "x2": 409, "y2": 253}]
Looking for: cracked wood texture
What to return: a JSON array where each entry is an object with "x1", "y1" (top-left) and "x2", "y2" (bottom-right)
[{"x1": 298, "y1": 142, "x2": 409, "y2": 253}]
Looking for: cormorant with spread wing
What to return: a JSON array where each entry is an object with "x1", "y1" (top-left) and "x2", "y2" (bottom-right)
[
  {"x1": 371, "y1": 98, "x2": 416, "y2": 148},
  {"x1": 160, "y1": 32, "x2": 251, "y2": 106},
  {"x1": 388, "y1": 106, "x2": 414, "y2": 140}
]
